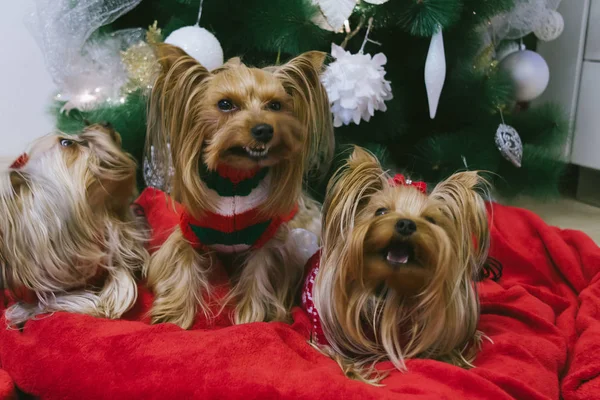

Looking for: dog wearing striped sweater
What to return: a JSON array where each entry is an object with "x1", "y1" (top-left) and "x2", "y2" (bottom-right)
[{"x1": 144, "y1": 44, "x2": 333, "y2": 328}]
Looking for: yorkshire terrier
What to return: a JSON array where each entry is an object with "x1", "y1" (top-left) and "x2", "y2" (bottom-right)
[
  {"x1": 144, "y1": 43, "x2": 334, "y2": 328},
  {"x1": 302, "y1": 147, "x2": 493, "y2": 383},
  {"x1": 0, "y1": 124, "x2": 147, "y2": 326}
]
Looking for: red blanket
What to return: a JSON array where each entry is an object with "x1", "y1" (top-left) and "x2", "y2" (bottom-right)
[
  {"x1": 0, "y1": 368, "x2": 14, "y2": 400},
  {"x1": 0, "y1": 189, "x2": 598, "y2": 400}
]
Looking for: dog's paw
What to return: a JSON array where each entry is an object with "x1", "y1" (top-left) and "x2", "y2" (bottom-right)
[
  {"x1": 234, "y1": 298, "x2": 291, "y2": 325},
  {"x1": 150, "y1": 301, "x2": 196, "y2": 329},
  {"x1": 150, "y1": 311, "x2": 195, "y2": 329}
]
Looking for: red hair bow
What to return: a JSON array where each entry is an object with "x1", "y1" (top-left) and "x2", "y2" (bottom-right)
[
  {"x1": 10, "y1": 153, "x2": 29, "y2": 169},
  {"x1": 389, "y1": 174, "x2": 427, "y2": 194}
]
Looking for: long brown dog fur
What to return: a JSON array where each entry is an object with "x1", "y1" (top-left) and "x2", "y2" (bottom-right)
[
  {"x1": 0, "y1": 125, "x2": 147, "y2": 326},
  {"x1": 313, "y1": 147, "x2": 491, "y2": 383},
  {"x1": 144, "y1": 44, "x2": 333, "y2": 328}
]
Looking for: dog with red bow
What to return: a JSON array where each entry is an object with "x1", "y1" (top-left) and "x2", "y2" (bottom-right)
[
  {"x1": 0, "y1": 124, "x2": 147, "y2": 326},
  {"x1": 302, "y1": 147, "x2": 493, "y2": 383}
]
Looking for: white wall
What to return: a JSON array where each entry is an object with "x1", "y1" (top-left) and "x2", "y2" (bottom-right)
[{"x1": 0, "y1": 0, "x2": 55, "y2": 157}]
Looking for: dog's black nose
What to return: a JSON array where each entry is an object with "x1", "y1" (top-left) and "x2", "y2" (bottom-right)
[
  {"x1": 396, "y1": 219, "x2": 417, "y2": 236},
  {"x1": 251, "y1": 124, "x2": 274, "y2": 143}
]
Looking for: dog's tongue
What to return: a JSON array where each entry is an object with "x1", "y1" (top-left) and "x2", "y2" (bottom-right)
[{"x1": 387, "y1": 244, "x2": 410, "y2": 264}]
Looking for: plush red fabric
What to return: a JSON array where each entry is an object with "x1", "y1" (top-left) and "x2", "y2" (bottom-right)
[
  {"x1": 0, "y1": 367, "x2": 15, "y2": 400},
  {"x1": 134, "y1": 187, "x2": 183, "y2": 251},
  {"x1": 558, "y1": 228, "x2": 600, "y2": 400},
  {"x1": 0, "y1": 200, "x2": 598, "y2": 400}
]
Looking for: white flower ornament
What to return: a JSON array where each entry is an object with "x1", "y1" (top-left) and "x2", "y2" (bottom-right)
[{"x1": 321, "y1": 43, "x2": 393, "y2": 127}]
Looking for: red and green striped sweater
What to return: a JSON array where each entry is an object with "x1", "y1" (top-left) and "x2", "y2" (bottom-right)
[{"x1": 180, "y1": 165, "x2": 297, "y2": 253}]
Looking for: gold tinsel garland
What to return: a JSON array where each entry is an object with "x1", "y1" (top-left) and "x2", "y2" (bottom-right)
[{"x1": 120, "y1": 22, "x2": 163, "y2": 95}]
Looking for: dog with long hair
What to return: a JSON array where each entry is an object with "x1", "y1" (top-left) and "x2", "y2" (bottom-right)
[
  {"x1": 144, "y1": 44, "x2": 334, "y2": 328},
  {"x1": 0, "y1": 124, "x2": 147, "y2": 326},
  {"x1": 302, "y1": 147, "x2": 494, "y2": 383}
]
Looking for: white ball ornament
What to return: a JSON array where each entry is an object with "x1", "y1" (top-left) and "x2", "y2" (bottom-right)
[
  {"x1": 533, "y1": 9, "x2": 564, "y2": 42},
  {"x1": 499, "y1": 50, "x2": 549, "y2": 102},
  {"x1": 496, "y1": 41, "x2": 525, "y2": 62},
  {"x1": 165, "y1": 26, "x2": 224, "y2": 71}
]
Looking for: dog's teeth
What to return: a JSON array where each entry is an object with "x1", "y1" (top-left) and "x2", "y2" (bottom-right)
[{"x1": 243, "y1": 146, "x2": 269, "y2": 158}]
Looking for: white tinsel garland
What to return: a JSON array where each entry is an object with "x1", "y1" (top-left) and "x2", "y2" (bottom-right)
[
  {"x1": 490, "y1": 0, "x2": 563, "y2": 42},
  {"x1": 321, "y1": 43, "x2": 393, "y2": 127},
  {"x1": 27, "y1": 0, "x2": 143, "y2": 112},
  {"x1": 143, "y1": 144, "x2": 174, "y2": 192}
]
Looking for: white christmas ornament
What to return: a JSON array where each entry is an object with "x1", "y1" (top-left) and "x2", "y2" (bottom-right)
[
  {"x1": 533, "y1": 9, "x2": 564, "y2": 41},
  {"x1": 499, "y1": 50, "x2": 549, "y2": 102},
  {"x1": 424, "y1": 26, "x2": 446, "y2": 119},
  {"x1": 496, "y1": 41, "x2": 526, "y2": 61},
  {"x1": 312, "y1": 0, "x2": 357, "y2": 32},
  {"x1": 321, "y1": 43, "x2": 393, "y2": 127},
  {"x1": 165, "y1": 26, "x2": 223, "y2": 71},
  {"x1": 495, "y1": 123, "x2": 523, "y2": 167},
  {"x1": 286, "y1": 229, "x2": 319, "y2": 268},
  {"x1": 164, "y1": 0, "x2": 223, "y2": 71},
  {"x1": 363, "y1": 0, "x2": 390, "y2": 4},
  {"x1": 311, "y1": 9, "x2": 336, "y2": 32}
]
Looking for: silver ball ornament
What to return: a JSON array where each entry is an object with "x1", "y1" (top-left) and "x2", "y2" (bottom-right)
[
  {"x1": 499, "y1": 50, "x2": 549, "y2": 102},
  {"x1": 496, "y1": 41, "x2": 525, "y2": 62},
  {"x1": 165, "y1": 26, "x2": 224, "y2": 71}
]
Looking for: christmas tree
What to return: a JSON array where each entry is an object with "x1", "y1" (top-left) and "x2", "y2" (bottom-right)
[{"x1": 41, "y1": 0, "x2": 568, "y2": 198}]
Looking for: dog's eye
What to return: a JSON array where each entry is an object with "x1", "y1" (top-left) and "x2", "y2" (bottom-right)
[
  {"x1": 59, "y1": 139, "x2": 75, "y2": 147},
  {"x1": 268, "y1": 101, "x2": 281, "y2": 111},
  {"x1": 217, "y1": 99, "x2": 235, "y2": 111},
  {"x1": 375, "y1": 208, "x2": 388, "y2": 216},
  {"x1": 425, "y1": 216, "x2": 436, "y2": 225}
]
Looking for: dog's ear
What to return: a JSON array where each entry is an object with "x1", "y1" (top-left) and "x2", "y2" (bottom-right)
[
  {"x1": 317, "y1": 147, "x2": 385, "y2": 345},
  {"x1": 271, "y1": 51, "x2": 334, "y2": 178},
  {"x1": 346, "y1": 146, "x2": 382, "y2": 172},
  {"x1": 1, "y1": 156, "x2": 27, "y2": 193},
  {"x1": 154, "y1": 43, "x2": 194, "y2": 73},
  {"x1": 430, "y1": 171, "x2": 490, "y2": 276},
  {"x1": 279, "y1": 51, "x2": 327, "y2": 80},
  {"x1": 84, "y1": 123, "x2": 122, "y2": 147},
  {"x1": 211, "y1": 57, "x2": 242, "y2": 74},
  {"x1": 9, "y1": 171, "x2": 25, "y2": 191},
  {"x1": 322, "y1": 147, "x2": 385, "y2": 239},
  {"x1": 79, "y1": 128, "x2": 137, "y2": 214},
  {"x1": 147, "y1": 43, "x2": 211, "y2": 209},
  {"x1": 224, "y1": 57, "x2": 242, "y2": 67}
]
